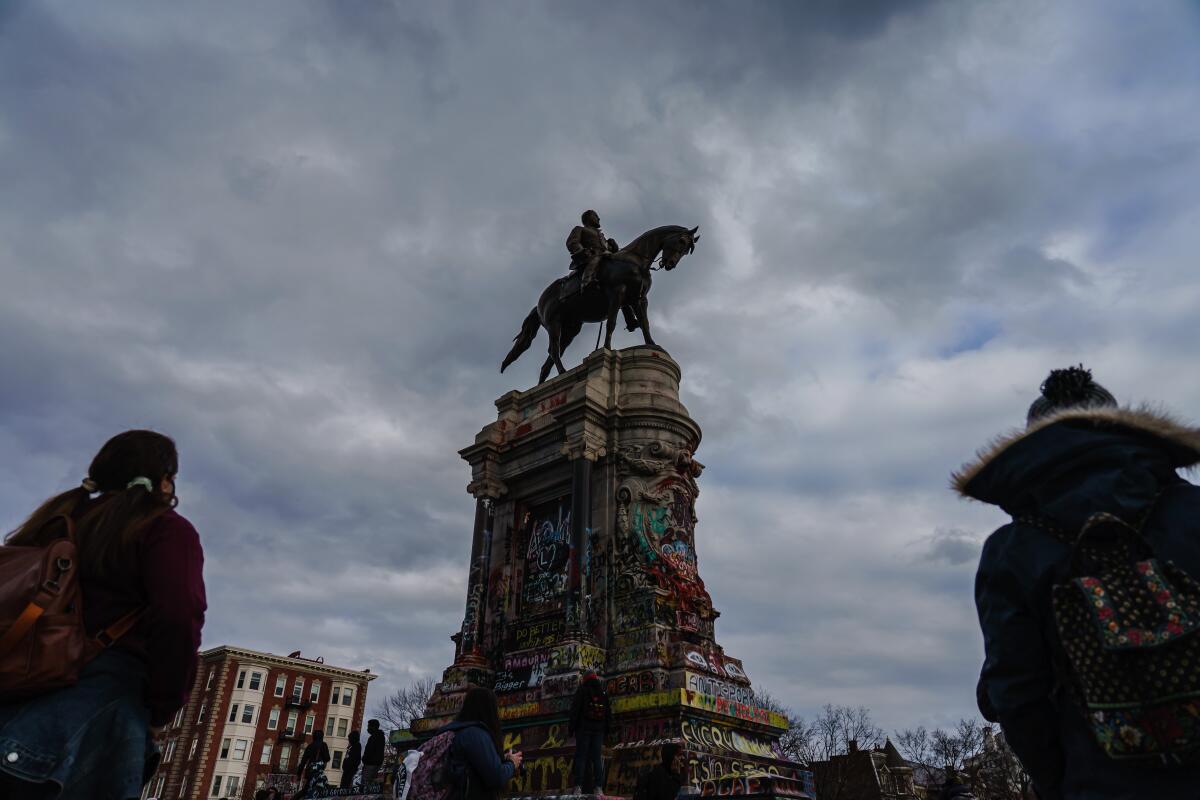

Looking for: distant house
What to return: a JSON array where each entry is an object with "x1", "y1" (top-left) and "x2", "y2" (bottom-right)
[{"x1": 807, "y1": 739, "x2": 921, "y2": 800}]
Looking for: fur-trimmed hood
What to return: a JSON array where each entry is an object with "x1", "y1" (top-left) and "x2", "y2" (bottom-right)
[{"x1": 953, "y1": 406, "x2": 1200, "y2": 512}]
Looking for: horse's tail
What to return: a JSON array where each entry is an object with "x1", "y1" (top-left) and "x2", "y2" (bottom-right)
[{"x1": 501, "y1": 308, "x2": 541, "y2": 373}]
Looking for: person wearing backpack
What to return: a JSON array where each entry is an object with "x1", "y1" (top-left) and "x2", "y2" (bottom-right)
[
  {"x1": 297, "y1": 729, "x2": 332, "y2": 791},
  {"x1": 438, "y1": 687, "x2": 522, "y2": 800},
  {"x1": 959, "y1": 366, "x2": 1200, "y2": 799},
  {"x1": 0, "y1": 430, "x2": 206, "y2": 799},
  {"x1": 569, "y1": 672, "x2": 611, "y2": 794}
]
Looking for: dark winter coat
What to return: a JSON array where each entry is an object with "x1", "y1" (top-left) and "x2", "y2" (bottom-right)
[
  {"x1": 363, "y1": 728, "x2": 385, "y2": 766},
  {"x1": 441, "y1": 720, "x2": 516, "y2": 800},
  {"x1": 343, "y1": 731, "x2": 362, "y2": 775},
  {"x1": 957, "y1": 407, "x2": 1200, "y2": 800},
  {"x1": 570, "y1": 676, "x2": 611, "y2": 736}
]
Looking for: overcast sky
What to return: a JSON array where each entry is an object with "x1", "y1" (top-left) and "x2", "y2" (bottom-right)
[{"x1": 3, "y1": 0, "x2": 1200, "y2": 736}]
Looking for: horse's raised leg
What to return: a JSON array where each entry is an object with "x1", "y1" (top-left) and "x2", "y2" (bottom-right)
[
  {"x1": 539, "y1": 355, "x2": 555, "y2": 384},
  {"x1": 604, "y1": 286, "x2": 626, "y2": 350}
]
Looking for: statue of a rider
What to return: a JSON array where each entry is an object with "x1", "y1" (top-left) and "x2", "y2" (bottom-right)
[{"x1": 566, "y1": 209, "x2": 619, "y2": 291}]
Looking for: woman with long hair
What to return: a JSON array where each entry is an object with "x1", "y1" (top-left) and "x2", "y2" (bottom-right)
[
  {"x1": 442, "y1": 687, "x2": 523, "y2": 800},
  {"x1": 0, "y1": 430, "x2": 207, "y2": 798}
]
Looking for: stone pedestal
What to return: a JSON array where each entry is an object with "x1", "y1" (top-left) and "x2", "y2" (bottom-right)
[{"x1": 410, "y1": 347, "x2": 814, "y2": 800}]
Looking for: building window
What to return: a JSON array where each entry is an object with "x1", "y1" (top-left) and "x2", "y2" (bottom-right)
[
  {"x1": 325, "y1": 717, "x2": 335, "y2": 737},
  {"x1": 206, "y1": 669, "x2": 215, "y2": 690},
  {"x1": 337, "y1": 718, "x2": 348, "y2": 737},
  {"x1": 155, "y1": 777, "x2": 166, "y2": 797},
  {"x1": 332, "y1": 686, "x2": 341, "y2": 704},
  {"x1": 226, "y1": 776, "x2": 240, "y2": 797},
  {"x1": 303, "y1": 713, "x2": 315, "y2": 735},
  {"x1": 220, "y1": 738, "x2": 231, "y2": 759},
  {"x1": 233, "y1": 739, "x2": 248, "y2": 761},
  {"x1": 274, "y1": 674, "x2": 286, "y2": 697},
  {"x1": 228, "y1": 704, "x2": 239, "y2": 723},
  {"x1": 249, "y1": 671, "x2": 262, "y2": 691},
  {"x1": 211, "y1": 776, "x2": 223, "y2": 797},
  {"x1": 260, "y1": 742, "x2": 273, "y2": 765},
  {"x1": 285, "y1": 710, "x2": 298, "y2": 736},
  {"x1": 310, "y1": 680, "x2": 321, "y2": 703},
  {"x1": 279, "y1": 744, "x2": 292, "y2": 770},
  {"x1": 332, "y1": 750, "x2": 343, "y2": 769},
  {"x1": 342, "y1": 687, "x2": 353, "y2": 706},
  {"x1": 188, "y1": 738, "x2": 198, "y2": 760},
  {"x1": 292, "y1": 677, "x2": 304, "y2": 702},
  {"x1": 236, "y1": 670, "x2": 246, "y2": 689},
  {"x1": 178, "y1": 777, "x2": 189, "y2": 798},
  {"x1": 268, "y1": 707, "x2": 280, "y2": 730},
  {"x1": 196, "y1": 703, "x2": 206, "y2": 723},
  {"x1": 242, "y1": 704, "x2": 255, "y2": 724},
  {"x1": 172, "y1": 707, "x2": 185, "y2": 728},
  {"x1": 163, "y1": 738, "x2": 177, "y2": 763}
]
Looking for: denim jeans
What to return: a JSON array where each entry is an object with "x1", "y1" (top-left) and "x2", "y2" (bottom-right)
[
  {"x1": 0, "y1": 649, "x2": 152, "y2": 799},
  {"x1": 572, "y1": 732, "x2": 605, "y2": 794}
]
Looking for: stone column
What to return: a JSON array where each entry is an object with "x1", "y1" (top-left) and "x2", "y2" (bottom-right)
[
  {"x1": 562, "y1": 433, "x2": 606, "y2": 635},
  {"x1": 457, "y1": 492, "x2": 499, "y2": 666}
]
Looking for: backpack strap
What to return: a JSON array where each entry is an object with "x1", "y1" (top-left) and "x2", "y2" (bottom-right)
[
  {"x1": 0, "y1": 601, "x2": 50, "y2": 653},
  {"x1": 94, "y1": 607, "x2": 147, "y2": 648}
]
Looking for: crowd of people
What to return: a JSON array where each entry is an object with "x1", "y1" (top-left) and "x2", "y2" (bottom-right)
[{"x1": 5, "y1": 365, "x2": 1200, "y2": 800}]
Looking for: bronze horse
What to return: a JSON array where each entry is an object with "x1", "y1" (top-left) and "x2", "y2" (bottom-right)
[{"x1": 501, "y1": 225, "x2": 700, "y2": 383}]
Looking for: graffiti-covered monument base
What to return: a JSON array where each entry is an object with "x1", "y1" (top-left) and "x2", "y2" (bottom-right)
[{"x1": 411, "y1": 347, "x2": 814, "y2": 800}]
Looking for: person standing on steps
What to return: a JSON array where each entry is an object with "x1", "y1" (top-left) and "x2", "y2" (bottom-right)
[
  {"x1": 569, "y1": 672, "x2": 611, "y2": 795},
  {"x1": 340, "y1": 729, "x2": 362, "y2": 788},
  {"x1": 361, "y1": 718, "x2": 385, "y2": 785}
]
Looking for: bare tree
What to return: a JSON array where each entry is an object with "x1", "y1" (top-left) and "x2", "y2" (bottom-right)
[
  {"x1": 373, "y1": 676, "x2": 437, "y2": 731},
  {"x1": 752, "y1": 689, "x2": 816, "y2": 765},
  {"x1": 793, "y1": 704, "x2": 884, "y2": 800},
  {"x1": 896, "y1": 718, "x2": 1026, "y2": 797}
]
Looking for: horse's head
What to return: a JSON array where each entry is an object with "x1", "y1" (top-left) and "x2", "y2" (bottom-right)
[{"x1": 661, "y1": 226, "x2": 700, "y2": 271}]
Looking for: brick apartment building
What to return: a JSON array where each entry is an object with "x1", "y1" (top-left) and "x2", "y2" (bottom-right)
[{"x1": 142, "y1": 646, "x2": 376, "y2": 799}]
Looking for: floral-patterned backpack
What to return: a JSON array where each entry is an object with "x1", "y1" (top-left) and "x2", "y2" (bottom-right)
[{"x1": 1039, "y1": 510, "x2": 1200, "y2": 766}]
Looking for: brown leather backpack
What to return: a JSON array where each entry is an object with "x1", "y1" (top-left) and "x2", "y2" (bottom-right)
[{"x1": 0, "y1": 514, "x2": 142, "y2": 700}]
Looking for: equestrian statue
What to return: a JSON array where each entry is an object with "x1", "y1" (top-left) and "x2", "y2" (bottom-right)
[{"x1": 501, "y1": 212, "x2": 700, "y2": 384}]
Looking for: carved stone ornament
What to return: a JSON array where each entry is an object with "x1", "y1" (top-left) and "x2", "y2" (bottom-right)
[{"x1": 614, "y1": 441, "x2": 713, "y2": 616}]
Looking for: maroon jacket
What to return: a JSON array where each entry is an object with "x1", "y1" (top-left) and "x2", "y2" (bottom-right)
[{"x1": 81, "y1": 505, "x2": 207, "y2": 726}]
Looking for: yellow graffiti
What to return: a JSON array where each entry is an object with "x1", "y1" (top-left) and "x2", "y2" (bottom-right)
[
  {"x1": 545, "y1": 723, "x2": 566, "y2": 749},
  {"x1": 611, "y1": 691, "x2": 677, "y2": 713},
  {"x1": 502, "y1": 732, "x2": 522, "y2": 753},
  {"x1": 510, "y1": 756, "x2": 574, "y2": 793},
  {"x1": 498, "y1": 701, "x2": 540, "y2": 719},
  {"x1": 680, "y1": 689, "x2": 790, "y2": 730}
]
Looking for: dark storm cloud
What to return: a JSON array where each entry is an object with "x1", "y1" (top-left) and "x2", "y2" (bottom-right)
[{"x1": 2, "y1": 0, "x2": 1199, "y2": 731}]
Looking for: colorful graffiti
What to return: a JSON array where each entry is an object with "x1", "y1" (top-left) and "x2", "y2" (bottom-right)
[
  {"x1": 542, "y1": 673, "x2": 580, "y2": 698},
  {"x1": 494, "y1": 662, "x2": 547, "y2": 694},
  {"x1": 513, "y1": 618, "x2": 565, "y2": 650},
  {"x1": 547, "y1": 642, "x2": 605, "y2": 673},
  {"x1": 522, "y1": 500, "x2": 572, "y2": 614},
  {"x1": 678, "y1": 673, "x2": 756, "y2": 705},
  {"x1": 501, "y1": 723, "x2": 568, "y2": 754},
  {"x1": 682, "y1": 718, "x2": 784, "y2": 760},
  {"x1": 607, "y1": 670, "x2": 668, "y2": 696},
  {"x1": 695, "y1": 773, "x2": 815, "y2": 799},
  {"x1": 681, "y1": 690, "x2": 789, "y2": 730},
  {"x1": 503, "y1": 651, "x2": 550, "y2": 671}
]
